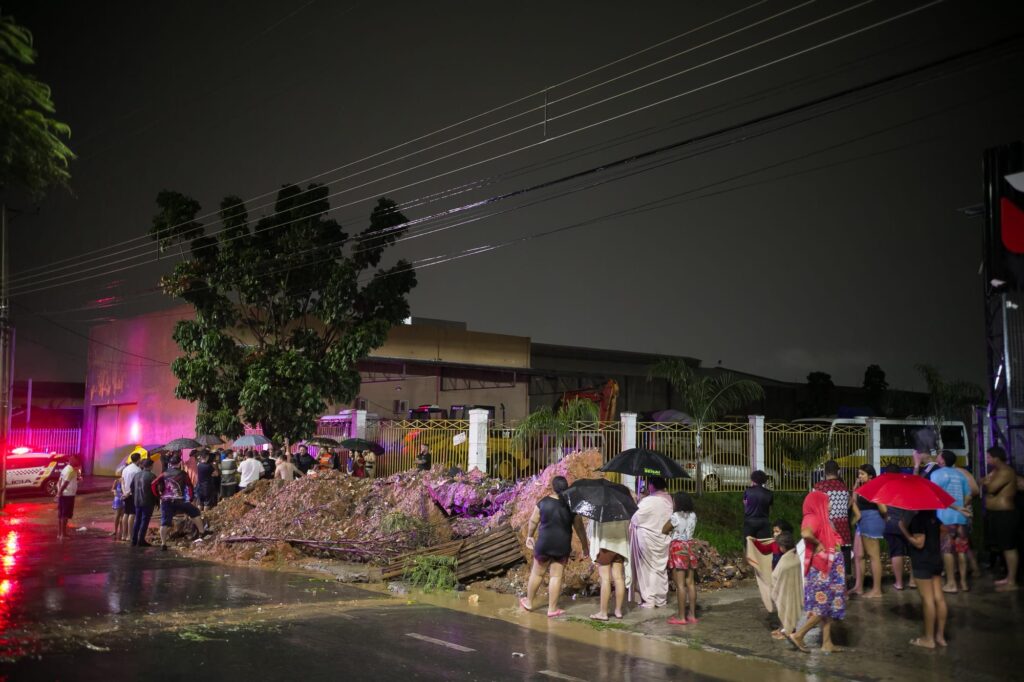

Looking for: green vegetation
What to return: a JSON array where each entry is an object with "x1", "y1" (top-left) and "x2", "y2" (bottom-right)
[
  {"x1": 382, "y1": 511, "x2": 427, "y2": 534},
  {"x1": 403, "y1": 555, "x2": 458, "y2": 592},
  {"x1": 567, "y1": 616, "x2": 630, "y2": 631},
  {"x1": 692, "y1": 492, "x2": 805, "y2": 554}
]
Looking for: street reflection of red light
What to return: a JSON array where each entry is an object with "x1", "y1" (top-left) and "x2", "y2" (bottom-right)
[
  {"x1": 1, "y1": 556, "x2": 12, "y2": 569},
  {"x1": 0, "y1": 580, "x2": 10, "y2": 597},
  {"x1": 5, "y1": 531, "x2": 17, "y2": 554}
]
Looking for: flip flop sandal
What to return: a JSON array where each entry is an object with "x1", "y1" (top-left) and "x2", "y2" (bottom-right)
[
  {"x1": 519, "y1": 597, "x2": 532, "y2": 611},
  {"x1": 786, "y1": 633, "x2": 810, "y2": 653},
  {"x1": 547, "y1": 609, "x2": 566, "y2": 618},
  {"x1": 590, "y1": 614, "x2": 609, "y2": 621},
  {"x1": 666, "y1": 616, "x2": 688, "y2": 625}
]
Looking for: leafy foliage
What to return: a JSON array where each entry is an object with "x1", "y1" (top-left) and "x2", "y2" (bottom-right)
[
  {"x1": 862, "y1": 364, "x2": 888, "y2": 414},
  {"x1": 151, "y1": 187, "x2": 416, "y2": 441},
  {"x1": 776, "y1": 435, "x2": 829, "y2": 490},
  {"x1": 403, "y1": 555, "x2": 458, "y2": 592},
  {"x1": 0, "y1": 12, "x2": 75, "y2": 196},
  {"x1": 915, "y1": 364, "x2": 984, "y2": 446},
  {"x1": 513, "y1": 398, "x2": 600, "y2": 451},
  {"x1": 803, "y1": 371, "x2": 834, "y2": 417}
]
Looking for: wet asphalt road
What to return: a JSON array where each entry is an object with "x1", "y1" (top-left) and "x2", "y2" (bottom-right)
[{"x1": 0, "y1": 497, "x2": 704, "y2": 681}]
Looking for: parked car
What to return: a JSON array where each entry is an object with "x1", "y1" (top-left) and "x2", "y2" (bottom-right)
[
  {"x1": 678, "y1": 458, "x2": 779, "y2": 492},
  {"x1": 4, "y1": 447, "x2": 80, "y2": 497}
]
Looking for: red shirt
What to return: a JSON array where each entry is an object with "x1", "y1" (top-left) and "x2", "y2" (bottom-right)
[{"x1": 813, "y1": 478, "x2": 852, "y2": 546}]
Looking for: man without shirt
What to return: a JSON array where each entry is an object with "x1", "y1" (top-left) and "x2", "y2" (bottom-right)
[{"x1": 982, "y1": 446, "x2": 1018, "y2": 591}]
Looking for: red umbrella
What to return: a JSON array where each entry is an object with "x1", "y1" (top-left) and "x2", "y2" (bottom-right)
[{"x1": 855, "y1": 473, "x2": 954, "y2": 511}]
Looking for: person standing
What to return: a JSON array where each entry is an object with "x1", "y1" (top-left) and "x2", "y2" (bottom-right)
[
  {"x1": 56, "y1": 455, "x2": 81, "y2": 541},
  {"x1": 914, "y1": 450, "x2": 939, "y2": 479},
  {"x1": 743, "y1": 470, "x2": 774, "y2": 542},
  {"x1": 219, "y1": 451, "x2": 238, "y2": 499},
  {"x1": 364, "y1": 449, "x2": 376, "y2": 479},
  {"x1": 629, "y1": 477, "x2": 674, "y2": 609},
  {"x1": 664, "y1": 492, "x2": 698, "y2": 625},
  {"x1": 111, "y1": 474, "x2": 125, "y2": 541},
  {"x1": 788, "y1": 490, "x2": 846, "y2": 654},
  {"x1": 195, "y1": 453, "x2": 216, "y2": 511},
  {"x1": 931, "y1": 451, "x2": 972, "y2": 593},
  {"x1": 274, "y1": 454, "x2": 303, "y2": 481},
  {"x1": 151, "y1": 455, "x2": 206, "y2": 550},
  {"x1": 982, "y1": 446, "x2": 1019, "y2": 591},
  {"x1": 131, "y1": 458, "x2": 158, "y2": 547},
  {"x1": 352, "y1": 452, "x2": 367, "y2": 478},
  {"x1": 588, "y1": 516, "x2": 631, "y2": 622},
  {"x1": 415, "y1": 444, "x2": 431, "y2": 472},
  {"x1": 813, "y1": 460, "x2": 853, "y2": 576},
  {"x1": 850, "y1": 464, "x2": 886, "y2": 598},
  {"x1": 295, "y1": 445, "x2": 315, "y2": 475},
  {"x1": 238, "y1": 451, "x2": 263, "y2": 491},
  {"x1": 901, "y1": 508, "x2": 948, "y2": 649},
  {"x1": 120, "y1": 452, "x2": 142, "y2": 542},
  {"x1": 521, "y1": 476, "x2": 589, "y2": 617}
]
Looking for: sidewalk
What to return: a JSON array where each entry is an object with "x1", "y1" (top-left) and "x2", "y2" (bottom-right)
[{"x1": 552, "y1": 580, "x2": 1017, "y2": 682}]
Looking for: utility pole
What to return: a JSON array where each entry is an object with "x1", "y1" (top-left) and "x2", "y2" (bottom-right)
[{"x1": 0, "y1": 204, "x2": 12, "y2": 511}]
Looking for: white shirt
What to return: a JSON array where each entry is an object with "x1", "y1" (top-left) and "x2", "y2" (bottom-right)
[
  {"x1": 238, "y1": 458, "x2": 263, "y2": 488},
  {"x1": 121, "y1": 462, "x2": 141, "y2": 494},
  {"x1": 669, "y1": 511, "x2": 696, "y2": 542},
  {"x1": 59, "y1": 465, "x2": 79, "y2": 496}
]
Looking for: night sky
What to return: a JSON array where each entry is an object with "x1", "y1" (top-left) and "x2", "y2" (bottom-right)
[{"x1": 4, "y1": 0, "x2": 1023, "y2": 392}]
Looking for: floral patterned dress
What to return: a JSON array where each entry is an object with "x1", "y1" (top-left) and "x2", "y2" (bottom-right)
[{"x1": 803, "y1": 551, "x2": 846, "y2": 620}]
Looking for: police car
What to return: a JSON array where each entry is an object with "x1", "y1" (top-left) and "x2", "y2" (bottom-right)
[{"x1": 5, "y1": 447, "x2": 79, "y2": 497}]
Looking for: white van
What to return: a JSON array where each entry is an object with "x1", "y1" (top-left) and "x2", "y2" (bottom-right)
[{"x1": 792, "y1": 417, "x2": 970, "y2": 471}]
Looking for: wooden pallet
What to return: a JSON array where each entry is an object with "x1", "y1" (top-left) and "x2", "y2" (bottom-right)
[{"x1": 381, "y1": 523, "x2": 525, "y2": 581}]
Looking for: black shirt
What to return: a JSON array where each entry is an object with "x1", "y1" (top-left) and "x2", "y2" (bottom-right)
[
  {"x1": 197, "y1": 462, "x2": 213, "y2": 484},
  {"x1": 534, "y1": 497, "x2": 575, "y2": 558},
  {"x1": 907, "y1": 510, "x2": 941, "y2": 573},
  {"x1": 856, "y1": 493, "x2": 879, "y2": 513},
  {"x1": 416, "y1": 452, "x2": 431, "y2": 471},
  {"x1": 743, "y1": 484, "x2": 773, "y2": 519}
]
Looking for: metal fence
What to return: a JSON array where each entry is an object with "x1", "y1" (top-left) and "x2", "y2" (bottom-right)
[
  {"x1": 637, "y1": 421, "x2": 750, "y2": 493},
  {"x1": 500, "y1": 421, "x2": 622, "y2": 480},
  {"x1": 764, "y1": 422, "x2": 868, "y2": 491},
  {"x1": 375, "y1": 419, "x2": 470, "y2": 477},
  {"x1": 10, "y1": 427, "x2": 82, "y2": 455}
]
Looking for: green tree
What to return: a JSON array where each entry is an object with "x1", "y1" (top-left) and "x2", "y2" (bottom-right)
[
  {"x1": 0, "y1": 12, "x2": 74, "y2": 196},
  {"x1": 776, "y1": 435, "x2": 829, "y2": 491},
  {"x1": 862, "y1": 364, "x2": 889, "y2": 415},
  {"x1": 150, "y1": 185, "x2": 416, "y2": 442},
  {"x1": 915, "y1": 364, "x2": 984, "y2": 449},
  {"x1": 804, "y1": 371, "x2": 834, "y2": 417},
  {"x1": 648, "y1": 359, "x2": 764, "y2": 494},
  {"x1": 514, "y1": 397, "x2": 600, "y2": 463}
]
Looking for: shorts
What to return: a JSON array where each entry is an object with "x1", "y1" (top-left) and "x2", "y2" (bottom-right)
[
  {"x1": 940, "y1": 524, "x2": 969, "y2": 554},
  {"x1": 112, "y1": 495, "x2": 123, "y2": 511},
  {"x1": 669, "y1": 539, "x2": 699, "y2": 570},
  {"x1": 856, "y1": 510, "x2": 885, "y2": 539},
  {"x1": 989, "y1": 510, "x2": 1019, "y2": 552},
  {"x1": 160, "y1": 499, "x2": 201, "y2": 527},
  {"x1": 534, "y1": 554, "x2": 569, "y2": 566},
  {"x1": 122, "y1": 494, "x2": 136, "y2": 516},
  {"x1": 595, "y1": 548, "x2": 625, "y2": 566},
  {"x1": 58, "y1": 495, "x2": 76, "y2": 520},
  {"x1": 884, "y1": 532, "x2": 907, "y2": 558},
  {"x1": 912, "y1": 561, "x2": 943, "y2": 581}
]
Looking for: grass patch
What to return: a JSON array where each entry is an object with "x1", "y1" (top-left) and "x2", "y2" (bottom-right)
[
  {"x1": 567, "y1": 616, "x2": 630, "y2": 631},
  {"x1": 403, "y1": 555, "x2": 458, "y2": 592},
  {"x1": 691, "y1": 492, "x2": 806, "y2": 555}
]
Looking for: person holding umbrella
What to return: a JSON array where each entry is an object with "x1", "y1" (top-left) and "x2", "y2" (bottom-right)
[{"x1": 520, "y1": 476, "x2": 590, "y2": 617}]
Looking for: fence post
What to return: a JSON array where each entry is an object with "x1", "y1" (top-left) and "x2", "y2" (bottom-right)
[
  {"x1": 620, "y1": 412, "x2": 637, "y2": 490},
  {"x1": 748, "y1": 415, "x2": 765, "y2": 472},
  {"x1": 468, "y1": 409, "x2": 489, "y2": 473},
  {"x1": 866, "y1": 418, "x2": 881, "y2": 472},
  {"x1": 354, "y1": 410, "x2": 367, "y2": 439}
]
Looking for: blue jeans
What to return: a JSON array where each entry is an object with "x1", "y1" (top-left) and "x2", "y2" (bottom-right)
[{"x1": 132, "y1": 505, "x2": 154, "y2": 545}]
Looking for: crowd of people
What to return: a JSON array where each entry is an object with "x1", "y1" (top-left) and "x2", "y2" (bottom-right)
[
  {"x1": 517, "y1": 446, "x2": 1023, "y2": 654},
  {"x1": 107, "y1": 442, "x2": 390, "y2": 549}
]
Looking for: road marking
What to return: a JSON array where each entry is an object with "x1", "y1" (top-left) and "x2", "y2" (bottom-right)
[
  {"x1": 405, "y1": 633, "x2": 476, "y2": 652},
  {"x1": 538, "y1": 672, "x2": 589, "y2": 682}
]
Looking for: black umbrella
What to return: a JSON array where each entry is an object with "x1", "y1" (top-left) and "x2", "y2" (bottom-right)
[
  {"x1": 598, "y1": 448, "x2": 690, "y2": 479},
  {"x1": 196, "y1": 434, "x2": 223, "y2": 447},
  {"x1": 341, "y1": 438, "x2": 384, "y2": 455},
  {"x1": 563, "y1": 478, "x2": 638, "y2": 522},
  {"x1": 163, "y1": 437, "x2": 203, "y2": 451}
]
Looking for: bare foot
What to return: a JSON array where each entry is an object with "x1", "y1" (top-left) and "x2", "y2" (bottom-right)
[
  {"x1": 590, "y1": 613, "x2": 609, "y2": 621},
  {"x1": 910, "y1": 637, "x2": 936, "y2": 649},
  {"x1": 995, "y1": 583, "x2": 1019, "y2": 592},
  {"x1": 787, "y1": 633, "x2": 810, "y2": 653},
  {"x1": 847, "y1": 588, "x2": 863, "y2": 597},
  {"x1": 960, "y1": 583, "x2": 970, "y2": 593},
  {"x1": 936, "y1": 635, "x2": 947, "y2": 647},
  {"x1": 771, "y1": 629, "x2": 786, "y2": 640},
  {"x1": 613, "y1": 611, "x2": 623, "y2": 619},
  {"x1": 821, "y1": 642, "x2": 844, "y2": 653},
  {"x1": 864, "y1": 591, "x2": 883, "y2": 599},
  {"x1": 994, "y1": 577, "x2": 1010, "y2": 586},
  {"x1": 941, "y1": 585, "x2": 959, "y2": 594}
]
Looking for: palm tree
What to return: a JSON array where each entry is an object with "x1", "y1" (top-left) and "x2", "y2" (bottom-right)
[
  {"x1": 514, "y1": 398, "x2": 600, "y2": 465},
  {"x1": 915, "y1": 364, "x2": 984, "y2": 449},
  {"x1": 776, "y1": 435, "x2": 829, "y2": 491},
  {"x1": 649, "y1": 359, "x2": 765, "y2": 494}
]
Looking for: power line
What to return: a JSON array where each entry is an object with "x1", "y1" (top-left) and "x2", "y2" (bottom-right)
[
  {"x1": 12, "y1": 0, "x2": 775, "y2": 281},
  {"x1": 10, "y1": 1, "x2": 949, "y2": 296}
]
